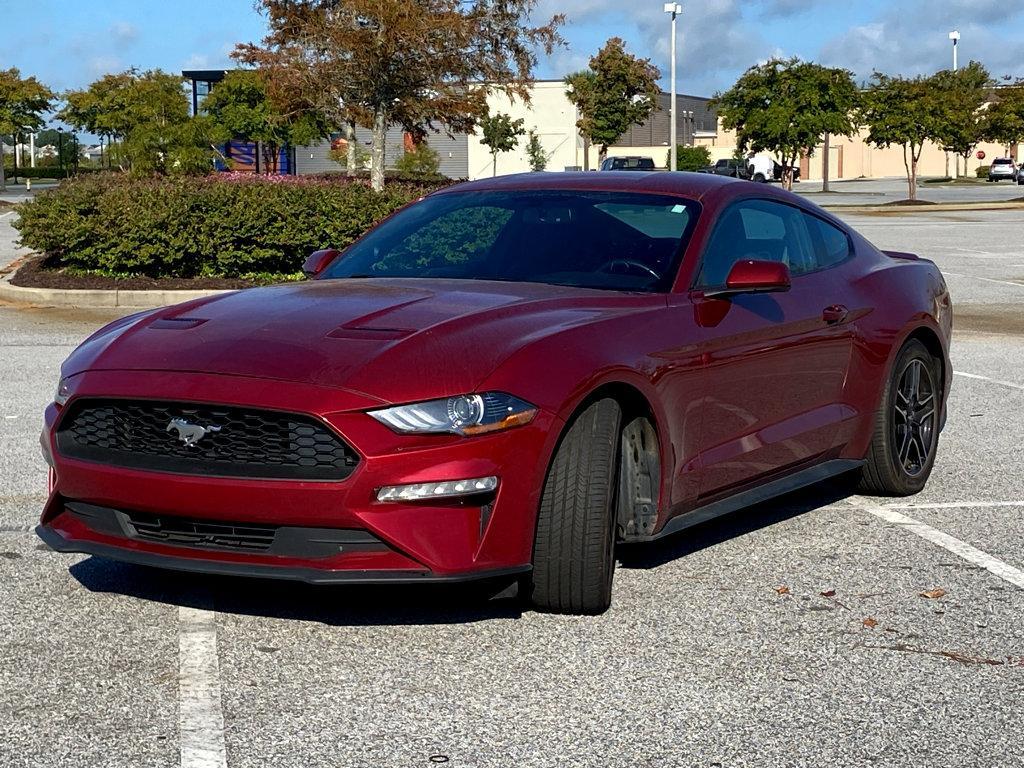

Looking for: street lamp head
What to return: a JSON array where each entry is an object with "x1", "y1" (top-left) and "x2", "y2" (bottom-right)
[
  {"x1": 948, "y1": 30, "x2": 960, "y2": 41},
  {"x1": 663, "y1": 2, "x2": 682, "y2": 14}
]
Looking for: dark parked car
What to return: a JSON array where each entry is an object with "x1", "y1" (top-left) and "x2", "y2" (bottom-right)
[
  {"x1": 39, "y1": 172, "x2": 952, "y2": 615},
  {"x1": 600, "y1": 156, "x2": 656, "y2": 171},
  {"x1": 701, "y1": 158, "x2": 752, "y2": 179}
]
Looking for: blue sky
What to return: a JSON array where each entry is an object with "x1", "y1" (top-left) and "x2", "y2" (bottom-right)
[{"x1": 8, "y1": 0, "x2": 1024, "y2": 109}]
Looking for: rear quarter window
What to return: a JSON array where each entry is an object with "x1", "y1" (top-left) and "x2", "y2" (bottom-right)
[{"x1": 804, "y1": 213, "x2": 852, "y2": 269}]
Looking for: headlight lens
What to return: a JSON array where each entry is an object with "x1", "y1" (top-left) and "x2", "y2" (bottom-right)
[
  {"x1": 369, "y1": 392, "x2": 537, "y2": 436},
  {"x1": 55, "y1": 377, "x2": 73, "y2": 406}
]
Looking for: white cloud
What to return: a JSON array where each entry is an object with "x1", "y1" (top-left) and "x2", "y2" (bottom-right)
[
  {"x1": 817, "y1": 3, "x2": 1024, "y2": 82},
  {"x1": 109, "y1": 21, "x2": 139, "y2": 50}
]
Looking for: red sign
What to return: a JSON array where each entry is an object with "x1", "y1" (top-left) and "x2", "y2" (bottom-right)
[{"x1": 977, "y1": 150, "x2": 986, "y2": 160}]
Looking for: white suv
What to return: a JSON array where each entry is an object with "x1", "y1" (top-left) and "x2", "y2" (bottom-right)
[{"x1": 988, "y1": 157, "x2": 1016, "y2": 182}]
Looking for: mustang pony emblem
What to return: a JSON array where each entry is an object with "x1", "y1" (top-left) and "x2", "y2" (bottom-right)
[{"x1": 166, "y1": 417, "x2": 222, "y2": 447}]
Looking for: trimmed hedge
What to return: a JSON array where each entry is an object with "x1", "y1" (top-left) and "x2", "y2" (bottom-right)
[
  {"x1": 3, "y1": 166, "x2": 101, "y2": 180},
  {"x1": 14, "y1": 173, "x2": 452, "y2": 279}
]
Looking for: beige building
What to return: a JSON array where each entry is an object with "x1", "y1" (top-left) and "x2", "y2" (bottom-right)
[{"x1": 706, "y1": 121, "x2": 1021, "y2": 181}]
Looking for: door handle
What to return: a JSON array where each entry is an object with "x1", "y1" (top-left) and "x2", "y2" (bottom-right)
[{"x1": 822, "y1": 304, "x2": 849, "y2": 324}]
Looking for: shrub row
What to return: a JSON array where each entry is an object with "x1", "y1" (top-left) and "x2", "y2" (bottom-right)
[
  {"x1": 3, "y1": 166, "x2": 102, "y2": 180},
  {"x1": 14, "y1": 173, "x2": 453, "y2": 279}
]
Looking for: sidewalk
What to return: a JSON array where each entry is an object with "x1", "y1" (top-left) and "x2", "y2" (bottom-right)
[
  {"x1": 0, "y1": 211, "x2": 30, "y2": 271},
  {"x1": 794, "y1": 176, "x2": 1024, "y2": 207}
]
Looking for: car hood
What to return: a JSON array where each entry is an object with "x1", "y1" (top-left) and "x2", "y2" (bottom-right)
[{"x1": 64, "y1": 278, "x2": 660, "y2": 404}]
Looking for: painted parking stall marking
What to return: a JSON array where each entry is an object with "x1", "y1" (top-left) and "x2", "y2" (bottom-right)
[
  {"x1": 851, "y1": 496, "x2": 1024, "y2": 590},
  {"x1": 954, "y1": 371, "x2": 1024, "y2": 391},
  {"x1": 178, "y1": 606, "x2": 227, "y2": 769}
]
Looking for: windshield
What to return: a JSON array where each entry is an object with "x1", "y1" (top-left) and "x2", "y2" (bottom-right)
[{"x1": 321, "y1": 190, "x2": 700, "y2": 292}]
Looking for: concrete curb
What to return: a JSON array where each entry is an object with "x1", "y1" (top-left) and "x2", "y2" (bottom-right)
[
  {"x1": 820, "y1": 201, "x2": 1024, "y2": 213},
  {"x1": 0, "y1": 264, "x2": 234, "y2": 309}
]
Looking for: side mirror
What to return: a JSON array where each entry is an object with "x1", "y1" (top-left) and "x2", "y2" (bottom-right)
[
  {"x1": 705, "y1": 260, "x2": 791, "y2": 298},
  {"x1": 302, "y1": 248, "x2": 340, "y2": 279}
]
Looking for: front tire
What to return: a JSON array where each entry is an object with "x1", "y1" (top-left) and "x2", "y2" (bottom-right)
[
  {"x1": 753, "y1": 172, "x2": 767, "y2": 183},
  {"x1": 527, "y1": 398, "x2": 622, "y2": 614},
  {"x1": 859, "y1": 340, "x2": 941, "y2": 496}
]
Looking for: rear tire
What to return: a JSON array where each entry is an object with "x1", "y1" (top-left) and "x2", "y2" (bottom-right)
[
  {"x1": 859, "y1": 340, "x2": 941, "y2": 496},
  {"x1": 753, "y1": 173, "x2": 767, "y2": 183},
  {"x1": 527, "y1": 398, "x2": 622, "y2": 615}
]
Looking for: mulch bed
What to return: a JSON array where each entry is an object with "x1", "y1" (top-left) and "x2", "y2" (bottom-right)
[
  {"x1": 0, "y1": 200, "x2": 16, "y2": 212},
  {"x1": 9, "y1": 255, "x2": 259, "y2": 291},
  {"x1": 884, "y1": 199, "x2": 938, "y2": 206}
]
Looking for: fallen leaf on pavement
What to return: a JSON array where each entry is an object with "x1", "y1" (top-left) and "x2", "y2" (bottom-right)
[
  {"x1": 863, "y1": 617, "x2": 879, "y2": 629},
  {"x1": 774, "y1": 586, "x2": 790, "y2": 595},
  {"x1": 919, "y1": 588, "x2": 946, "y2": 599},
  {"x1": 820, "y1": 590, "x2": 836, "y2": 598}
]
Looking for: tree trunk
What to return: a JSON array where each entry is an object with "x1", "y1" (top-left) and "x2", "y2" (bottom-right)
[
  {"x1": 492, "y1": 152, "x2": 497, "y2": 177},
  {"x1": 822, "y1": 134, "x2": 830, "y2": 193},
  {"x1": 370, "y1": 111, "x2": 387, "y2": 192},
  {"x1": 902, "y1": 145, "x2": 914, "y2": 201},
  {"x1": 582, "y1": 136, "x2": 590, "y2": 172},
  {"x1": 0, "y1": 158, "x2": 5, "y2": 192},
  {"x1": 910, "y1": 149, "x2": 919, "y2": 201},
  {"x1": 345, "y1": 122, "x2": 357, "y2": 176}
]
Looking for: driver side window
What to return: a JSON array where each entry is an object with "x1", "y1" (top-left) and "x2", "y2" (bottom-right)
[{"x1": 696, "y1": 199, "x2": 817, "y2": 287}]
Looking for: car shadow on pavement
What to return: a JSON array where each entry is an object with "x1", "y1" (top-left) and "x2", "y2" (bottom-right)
[
  {"x1": 68, "y1": 559, "x2": 524, "y2": 626},
  {"x1": 616, "y1": 475, "x2": 859, "y2": 571}
]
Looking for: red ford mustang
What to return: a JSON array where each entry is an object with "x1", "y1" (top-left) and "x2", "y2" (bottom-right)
[{"x1": 37, "y1": 172, "x2": 952, "y2": 614}]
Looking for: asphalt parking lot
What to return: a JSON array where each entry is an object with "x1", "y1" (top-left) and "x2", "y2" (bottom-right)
[{"x1": 2, "y1": 206, "x2": 1024, "y2": 767}]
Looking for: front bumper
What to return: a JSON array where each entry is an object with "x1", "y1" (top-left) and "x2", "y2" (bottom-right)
[
  {"x1": 39, "y1": 370, "x2": 562, "y2": 581},
  {"x1": 37, "y1": 524, "x2": 530, "y2": 584}
]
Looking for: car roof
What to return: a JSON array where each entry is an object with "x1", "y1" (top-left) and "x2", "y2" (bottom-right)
[{"x1": 433, "y1": 171, "x2": 741, "y2": 201}]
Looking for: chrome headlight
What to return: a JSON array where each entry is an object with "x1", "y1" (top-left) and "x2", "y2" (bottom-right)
[
  {"x1": 369, "y1": 392, "x2": 537, "y2": 436},
  {"x1": 55, "y1": 377, "x2": 73, "y2": 406}
]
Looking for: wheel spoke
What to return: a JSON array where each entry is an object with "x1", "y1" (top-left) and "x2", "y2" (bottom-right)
[
  {"x1": 912, "y1": 433, "x2": 929, "y2": 465},
  {"x1": 907, "y1": 361, "x2": 921, "y2": 399},
  {"x1": 894, "y1": 404, "x2": 909, "y2": 421},
  {"x1": 898, "y1": 429, "x2": 913, "y2": 465},
  {"x1": 917, "y1": 406, "x2": 935, "y2": 423}
]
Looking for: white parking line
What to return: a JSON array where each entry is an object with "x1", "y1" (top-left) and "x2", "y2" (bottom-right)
[
  {"x1": 851, "y1": 497, "x2": 1024, "y2": 590},
  {"x1": 886, "y1": 500, "x2": 1024, "y2": 510},
  {"x1": 0, "y1": 211, "x2": 13, "y2": 219},
  {"x1": 954, "y1": 371, "x2": 1024, "y2": 391},
  {"x1": 942, "y1": 271, "x2": 1024, "y2": 288},
  {"x1": 179, "y1": 606, "x2": 226, "y2": 768}
]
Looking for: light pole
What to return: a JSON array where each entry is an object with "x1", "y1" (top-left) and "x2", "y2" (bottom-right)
[
  {"x1": 948, "y1": 30, "x2": 960, "y2": 71},
  {"x1": 948, "y1": 30, "x2": 961, "y2": 177},
  {"x1": 664, "y1": 2, "x2": 682, "y2": 171}
]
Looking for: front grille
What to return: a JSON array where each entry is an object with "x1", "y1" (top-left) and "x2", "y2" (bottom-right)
[
  {"x1": 56, "y1": 399, "x2": 359, "y2": 480},
  {"x1": 126, "y1": 511, "x2": 277, "y2": 551},
  {"x1": 65, "y1": 501, "x2": 390, "y2": 557}
]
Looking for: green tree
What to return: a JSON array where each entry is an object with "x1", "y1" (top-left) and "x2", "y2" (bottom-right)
[
  {"x1": 480, "y1": 112, "x2": 525, "y2": 176},
  {"x1": 202, "y1": 70, "x2": 326, "y2": 174},
  {"x1": 394, "y1": 142, "x2": 441, "y2": 175},
  {"x1": 61, "y1": 69, "x2": 215, "y2": 175},
  {"x1": 236, "y1": 0, "x2": 564, "y2": 191},
  {"x1": 670, "y1": 145, "x2": 711, "y2": 171},
  {"x1": 862, "y1": 72, "x2": 944, "y2": 201},
  {"x1": 714, "y1": 57, "x2": 860, "y2": 190},
  {"x1": 0, "y1": 68, "x2": 54, "y2": 190},
  {"x1": 931, "y1": 62, "x2": 990, "y2": 178},
  {"x1": 984, "y1": 81, "x2": 1024, "y2": 155},
  {"x1": 564, "y1": 38, "x2": 660, "y2": 170},
  {"x1": 526, "y1": 129, "x2": 550, "y2": 171}
]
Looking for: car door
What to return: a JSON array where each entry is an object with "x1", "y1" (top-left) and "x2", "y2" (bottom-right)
[{"x1": 690, "y1": 198, "x2": 856, "y2": 500}]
